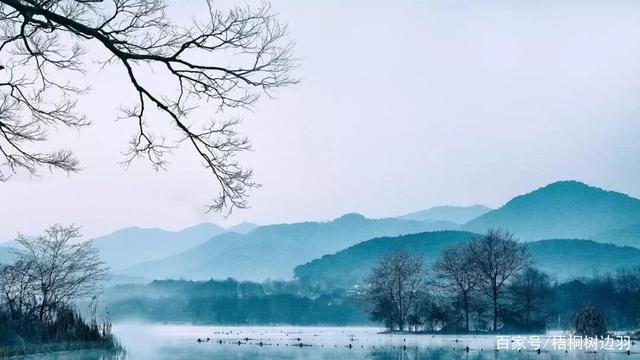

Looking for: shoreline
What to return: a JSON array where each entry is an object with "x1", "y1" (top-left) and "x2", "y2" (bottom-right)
[{"x1": 0, "y1": 339, "x2": 122, "y2": 359}]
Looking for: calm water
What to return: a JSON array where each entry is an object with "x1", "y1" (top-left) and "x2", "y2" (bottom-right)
[{"x1": 14, "y1": 324, "x2": 640, "y2": 359}]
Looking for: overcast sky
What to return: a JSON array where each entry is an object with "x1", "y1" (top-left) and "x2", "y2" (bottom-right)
[{"x1": 2, "y1": 0, "x2": 640, "y2": 241}]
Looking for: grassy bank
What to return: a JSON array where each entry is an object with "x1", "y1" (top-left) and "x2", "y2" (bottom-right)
[{"x1": 0, "y1": 337, "x2": 123, "y2": 358}]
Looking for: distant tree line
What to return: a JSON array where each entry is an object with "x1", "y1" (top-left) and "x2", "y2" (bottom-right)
[
  {"x1": 356, "y1": 229, "x2": 640, "y2": 334},
  {"x1": 80, "y1": 229, "x2": 640, "y2": 332},
  {"x1": 105, "y1": 278, "x2": 368, "y2": 325},
  {"x1": 554, "y1": 270, "x2": 640, "y2": 331},
  {"x1": 0, "y1": 225, "x2": 116, "y2": 355},
  {"x1": 101, "y1": 234, "x2": 640, "y2": 331}
]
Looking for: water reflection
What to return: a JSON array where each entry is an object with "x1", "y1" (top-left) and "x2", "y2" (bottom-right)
[
  {"x1": 19, "y1": 346, "x2": 632, "y2": 360},
  {"x1": 21, "y1": 325, "x2": 637, "y2": 360},
  {"x1": 16, "y1": 349, "x2": 125, "y2": 360},
  {"x1": 116, "y1": 345, "x2": 631, "y2": 360}
]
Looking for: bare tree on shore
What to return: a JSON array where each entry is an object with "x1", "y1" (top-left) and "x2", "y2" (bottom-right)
[
  {"x1": 1, "y1": 224, "x2": 108, "y2": 322},
  {"x1": 468, "y1": 229, "x2": 529, "y2": 332},
  {"x1": 434, "y1": 244, "x2": 478, "y2": 332},
  {"x1": 0, "y1": 0, "x2": 297, "y2": 213},
  {"x1": 0, "y1": 258, "x2": 34, "y2": 326},
  {"x1": 358, "y1": 250, "x2": 425, "y2": 331}
]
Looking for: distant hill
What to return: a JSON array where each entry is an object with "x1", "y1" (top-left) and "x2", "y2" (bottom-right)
[
  {"x1": 0, "y1": 246, "x2": 12, "y2": 264},
  {"x1": 121, "y1": 231, "x2": 245, "y2": 280},
  {"x1": 463, "y1": 181, "x2": 640, "y2": 241},
  {"x1": 121, "y1": 213, "x2": 459, "y2": 281},
  {"x1": 92, "y1": 223, "x2": 226, "y2": 271},
  {"x1": 591, "y1": 223, "x2": 640, "y2": 247},
  {"x1": 294, "y1": 231, "x2": 640, "y2": 289},
  {"x1": 227, "y1": 222, "x2": 259, "y2": 234},
  {"x1": 295, "y1": 231, "x2": 475, "y2": 290},
  {"x1": 528, "y1": 239, "x2": 640, "y2": 279},
  {"x1": 399, "y1": 205, "x2": 492, "y2": 224}
]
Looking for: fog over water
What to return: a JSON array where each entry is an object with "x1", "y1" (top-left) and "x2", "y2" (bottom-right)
[{"x1": 26, "y1": 324, "x2": 639, "y2": 360}]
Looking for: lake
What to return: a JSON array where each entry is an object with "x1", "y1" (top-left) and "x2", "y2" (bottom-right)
[{"x1": 17, "y1": 324, "x2": 640, "y2": 359}]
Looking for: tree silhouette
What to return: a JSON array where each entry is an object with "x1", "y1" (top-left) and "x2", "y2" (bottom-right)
[
  {"x1": 468, "y1": 229, "x2": 529, "y2": 332},
  {"x1": 505, "y1": 266, "x2": 554, "y2": 331},
  {"x1": 434, "y1": 244, "x2": 478, "y2": 332},
  {"x1": 0, "y1": 0, "x2": 297, "y2": 213},
  {"x1": 357, "y1": 250, "x2": 425, "y2": 331},
  {"x1": 8, "y1": 224, "x2": 108, "y2": 322}
]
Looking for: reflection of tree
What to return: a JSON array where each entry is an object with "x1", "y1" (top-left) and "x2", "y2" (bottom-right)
[
  {"x1": 366, "y1": 348, "x2": 411, "y2": 360},
  {"x1": 367, "y1": 347, "x2": 467, "y2": 360}
]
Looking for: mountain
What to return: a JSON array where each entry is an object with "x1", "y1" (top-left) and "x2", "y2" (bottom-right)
[
  {"x1": 92, "y1": 223, "x2": 226, "y2": 271},
  {"x1": 527, "y1": 239, "x2": 640, "y2": 279},
  {"x1": 121, "y1": 213, "x2": 459, "y2": 281},
  {"x1": 227, "y1": 222, "x2": 259, "y2": 234},
  {"x1": 294, "y1": 231, "x2": 640, "y2": 290},
  {"x1": 121, "y1": 231, "x2": 245, "y2": 280},
  {"x1": 399, "y1": 205, "x2": 492, "y2": 224},
  {"x1": 463, "y1": 181, "x2": 640, "y2": 241},
  {"x1": 0, "y1": 246, "x2": 12, "y2": 264},
  {"x1": 295, "y1": 231, "x2": 475, "y2": 290},
  {"x1": 591, "y1": 223, "x2": 640, "y2": 247}
]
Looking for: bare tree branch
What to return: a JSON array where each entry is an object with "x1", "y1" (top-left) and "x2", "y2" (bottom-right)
[{"x1": 0, "y1": 0, "x2": 297, "y2": 213}]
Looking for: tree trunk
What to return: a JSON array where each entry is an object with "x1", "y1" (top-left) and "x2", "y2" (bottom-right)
[
  {"x1": 39, "y1": 290, "x2": 47, "y2": 321},
  {"x1": 492, "y1": 287, "x2": 498, "y2": 332},
  {"x1": 463, "y1": 293, "x2": 470, "y2": 332},
  {"x1": 525, "y1": 295, "x2": 531, "y2": 327}
]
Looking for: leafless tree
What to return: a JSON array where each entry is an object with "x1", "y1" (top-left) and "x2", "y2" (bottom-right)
[
  {"x1": 505, "y1": 266, "x2": 554, "y2": 331},
  {"x1": 0, "y1": 0, "x2": 297, "y2": 213},
  {"x1": 434, "y1": 244, "x2": 478, "y2": 332},
  {"x1": 8, "y1": 224, "x2": 109, "y2": 321},
  {"x1": 358, "y1": 250, "x2": 425, "y2": 331},
  {"x1": 0, "y1": 259, "x2": 35, "y2": 323},
  {"x1": 467, "y1": 229, "x2": 529, "y2": 332}
]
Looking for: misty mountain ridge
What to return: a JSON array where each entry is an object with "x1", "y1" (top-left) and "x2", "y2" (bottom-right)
[
  {"x1": 112, "y1": 180, "x2": 640, "y2": 281},
  {"x1": 0, "y1": 246, "x2": 12, "y2": 265},
  {"x1": 227, "y1": 222, "x2": 260, "y2": 234},
  {"x1": 92, "y1": 223, "x2": 226, "y2": 271},
  {"x1": 591, "y1": 223, "x2": 640, "y2": 248},
  {"x1": 120, "y1": 213, "x2": 459, "y2": 281},
  {"x1": 399, "y1": 205, "x2": 492, "y2": 224},
  {"x1": 463, "y1": 180, "x2": 640, "y2": 242},
  {"x1": 92, "y1": 221, "x2": 258, "y2": 271},
  {"x1": 294, "y1": 231, "x2": 640, "y2": 290},
  {"x1": 14, "y1": 179, "x2": 638, "y2": 283}
]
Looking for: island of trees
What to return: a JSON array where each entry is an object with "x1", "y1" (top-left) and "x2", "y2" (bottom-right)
[
  {"x1": 96, "y1": 229, "x2": 640, "y2": 338},
  {"x1": 356, "y1": 229, "x2": 621, "y2": 336}
]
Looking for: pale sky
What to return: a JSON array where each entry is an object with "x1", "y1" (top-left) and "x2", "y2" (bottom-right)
[{"x1": 2, "y1": 0, "x2": 640, "y2": 241}]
